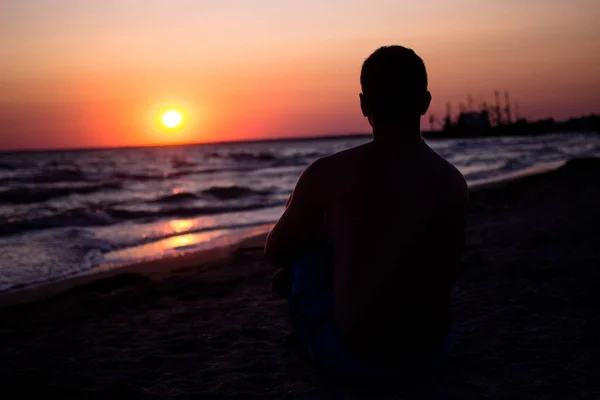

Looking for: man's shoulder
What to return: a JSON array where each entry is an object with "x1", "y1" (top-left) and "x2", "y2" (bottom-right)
[
  {"x1": 445, "y1": 161, "x2": 469, "y2": 204},
  {"x1": 442, "y1": 156, "x2": 468, "y2": 188},
  {"x1": 317, "y1": 142, "x2": 370, "y2": 167},
  {"x1": 424, "y1": 148, "x2": 469, "y2": 200},
  {"x1": 300, "y1": 144, "x2": 368, "y2": 188}
]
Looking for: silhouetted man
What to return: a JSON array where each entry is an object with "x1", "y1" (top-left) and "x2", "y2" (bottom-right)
[{"x1": 265, "y1": 46, "x2": 468, "y2": 379}]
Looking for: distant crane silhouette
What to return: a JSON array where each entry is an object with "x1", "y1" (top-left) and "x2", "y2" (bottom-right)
[
  {"x1": 504, "y1": 91, "x2": 512, "y2": 124},
  {"x1": 494, "y1": 90, "x2": 502, "y2": 125},
  {"x1": 444, "y1": 102, "x2": 453, "y2": 130},
  {"x1": 428, "y1": 114, "x2": 444, "y2": 131},
  {"x1": 441, "y1": 90, "x2": 522, "y2": 133},
  {"x1": 480, "y1": 101, "x2": 489, "y2": 113}
]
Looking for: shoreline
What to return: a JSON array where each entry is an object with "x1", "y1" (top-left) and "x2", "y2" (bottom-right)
[
  {"x1": 467, "y1": 159, "x2": 571, "y2": 192},
  {"x1": 0, "y1": 156, "x2": 595, "y2": 308},
  {"x1": 0, "y1": 231, "x2": 269, "y2": 308}
]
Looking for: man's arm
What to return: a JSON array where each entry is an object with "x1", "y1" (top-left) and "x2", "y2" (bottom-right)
[{"x1": 265, "y1": 159, "x2": 327, "y2": 269}]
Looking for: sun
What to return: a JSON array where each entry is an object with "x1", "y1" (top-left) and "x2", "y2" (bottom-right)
[{"x1": 161, "y1": 109, "x2": 183, "y2": 129}]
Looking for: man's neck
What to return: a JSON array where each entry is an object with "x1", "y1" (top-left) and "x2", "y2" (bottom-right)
[{"x1": 371, "y1": 119, "x2": 423, "y2": 146}]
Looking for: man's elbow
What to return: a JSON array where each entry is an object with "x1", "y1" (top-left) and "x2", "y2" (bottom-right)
[
  {"x1": 264, "y1": 235, "x2": 280, "y2": 268},
  {"x1": 264, "y1": 242, "x2": 274, "y2": 266}
]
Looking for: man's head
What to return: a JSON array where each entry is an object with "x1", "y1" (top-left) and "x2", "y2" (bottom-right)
[{"x1": 360, "y1": 46, "x2": 431, "y2": 125}]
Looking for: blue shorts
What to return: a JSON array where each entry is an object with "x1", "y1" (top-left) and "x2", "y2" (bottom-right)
[{"x1": 286, "y1": 238, "x2": 455, "y2": 379}]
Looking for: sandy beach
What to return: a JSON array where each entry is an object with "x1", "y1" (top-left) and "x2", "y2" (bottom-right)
[{"x1": 1, "y1": 157, "x2": 599, "y2": 399}]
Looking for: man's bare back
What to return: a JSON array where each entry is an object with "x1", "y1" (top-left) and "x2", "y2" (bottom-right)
[
  {"x1": 311, "y1": 139, "x2": 467, "y2": 362},
  {"x1": 265, "y1": 46, "x2": 468, "y2": 374}
]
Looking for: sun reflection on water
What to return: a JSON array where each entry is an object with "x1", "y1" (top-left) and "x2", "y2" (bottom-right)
[
  {"x1": 99, "y1": 223, "x2": 273, "y2": 270},
  {"x1": 104, "y1": 229, "x2": 231, "y2": 265},
  {"x1": 169, "y1": 219, "x2": 194, "y2": 233},
  {"x1": 170, "y1": 234, "x2": 192, "y2": 248}
]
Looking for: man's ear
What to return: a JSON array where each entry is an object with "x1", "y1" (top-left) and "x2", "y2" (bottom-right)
[
  {"x1": 421, "y1": 91, "x2": 432, "y2": 115},
  {"x1": 359, "y1": 93, "x2": 370, "y2": 117}
]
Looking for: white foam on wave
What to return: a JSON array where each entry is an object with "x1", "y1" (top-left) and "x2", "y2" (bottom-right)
[
  {"x1": 467, "y1": 160, "x2": 567, "y2": 190},
  {"x1": 0, "y1": 228, "x2": 114, "y2": 293},
  {"x1": 97, "y1": 224, "x2": 273, "y2": 271}
]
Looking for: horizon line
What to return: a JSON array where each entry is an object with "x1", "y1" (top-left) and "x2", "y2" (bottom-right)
[
  {"x1": 0, "y1": 132, "x2": 373, "y2": 154},
  {"x1": 1, "y1": 112, "x2": 598, "y2": 154}
]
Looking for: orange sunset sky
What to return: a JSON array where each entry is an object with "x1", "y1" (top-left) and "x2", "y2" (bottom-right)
[{"x1": 1, "y1": 0, "x2": 599, "y2": 150}]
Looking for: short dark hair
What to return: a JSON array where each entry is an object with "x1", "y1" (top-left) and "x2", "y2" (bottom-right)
[{"x1": 360, "y1": 46, "x2": 428, "y2": 120}]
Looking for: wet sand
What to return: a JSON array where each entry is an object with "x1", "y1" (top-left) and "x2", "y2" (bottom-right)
[{"x1": 1, "y1": 157, "x2": 600, "y2": 399}]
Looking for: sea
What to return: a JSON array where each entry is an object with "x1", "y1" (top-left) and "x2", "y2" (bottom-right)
[{"x1": 1, "y1": 132, "x2": 599, "y2": 293}]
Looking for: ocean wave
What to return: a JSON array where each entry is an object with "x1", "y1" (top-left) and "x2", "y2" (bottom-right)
[
  {"x1": 151, "y1": 192, "x2": 199, "y2": 203},
  {"x1": 112, "y1": 171, "x2": 172, "y2": 181},
  {"x1": 35, "y1": 166, "x2": 89, "y2": 182},
  {"x1": 0, "y1": 181, "x2": 122, "y2": 205},
  {"x1": 230, "y1": 151, "x2": 276, "y2": 162},
  {"x1": 0, "y1": 161, "x2": 23, "y2": 171},
  {"x1": 206, "y1": 151, "x2": 277, "y2": 162},
  {"x1": 106, "y1": 220, "x2": 277, "y2": 253},
  {"x1": 2, "y1": 150, "x2": 302, "y2": 186},
  {"x1": 0, "y1": 209, "x2": 116, "y2": 236},
  {"x1": 148, "y1": 185, "x2": 273, "y2": 204},
  {"x1": 111, "y1": 166, "x2": 254, "y2": 182},
  {"x1": 171, "y1": 156, "x2": 198, "y2": 169},
  {"x1": 2, "y1": 167, "x2": 89, "y2": 185},
  {"x1": 271, "y1": 157, "x2": 311, "y2": 168},
  {"x1": 0, "y1": 200, "x2": 285, "y2": 237},
  {"x1": 112, "y1": 170, "x2": 212, "y2": 181},
  {"x1": 0, "y1": 228, "x2": 113, "y2": 293},
  {"x1": 110, "y1": 201, "x2": 283, "y2": 220},
  {"x1": 201, "y1": 185, "x2": 271, "y2": 200}
]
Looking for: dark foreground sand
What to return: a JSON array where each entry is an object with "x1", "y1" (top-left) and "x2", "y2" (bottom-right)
[{"x1": 1, "y1": 158, "x2": 600, "y2": 399}]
